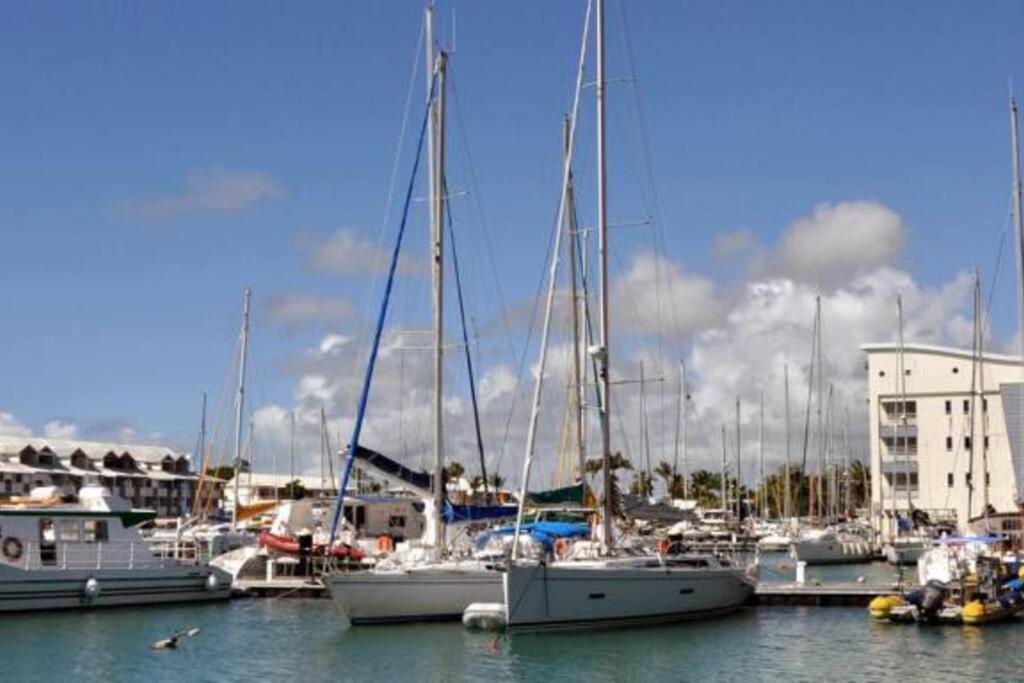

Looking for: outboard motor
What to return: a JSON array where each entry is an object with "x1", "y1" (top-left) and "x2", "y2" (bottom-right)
[
  {"x1": 918, "y1": 580, "x2": 948, "y2": 622},
  {"x1": 297, "y1": 533, "x2": 313, "y2": 576}
]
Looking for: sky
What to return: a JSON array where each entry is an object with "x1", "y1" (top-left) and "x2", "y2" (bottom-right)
[{"x1": 2, "y1": 1, "x2": 1024, "y2": 490}]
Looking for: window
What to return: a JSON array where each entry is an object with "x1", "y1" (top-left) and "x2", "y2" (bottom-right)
[
  {"x1": 886, "y1": 472, "x2": 919, "y2": 489},
  {"x1": 879, "y1": 371, "x2": 886, "y2": 377},
  {"x1": 905, "y1": 369, "x2": 912, "y2": 376},
  {"x1": 952, "y1": 366, "x2": 960, "y2": 374},
  {"x1": 945, "y1": 400, "x2": 952, "y2": 415},
  {"x1": 984, "y1": 436, "x2": 990, "y2": 450},
  {"x1": 986, "y1": 472, "x2": 991, "y2": 486},
  {"x1": 39, "y1": 519, "x2": 56, "y2": 566},
  {"x1": 963, "y1": 400, "x2": 970, "y2": 414},
  {"x1": 946, "y1": 436, "x2": 953, "y2": 451},
  {"x1": 388, "y1": 515, "x2": 407, "y2": 529},
  {"x1": 947, "y1": 473, "x2": 954, "y2": 487},
  {"x1": 58, "y1": 520, "x2": 79, "y2": 543},
  {"x1": 83, "y1": 520, "x2": 108, "y2": 543},
  {"x1": 966, "y1": 473, "x2": 973, "y2": 486},
  {"x1": 965, "y1": 436, "x2": 972, "y2": 451},
  {"x1": 983, "y1": 398, "x2": 989, "y2": 413}
]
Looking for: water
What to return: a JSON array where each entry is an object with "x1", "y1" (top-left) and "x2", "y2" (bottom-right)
[{"x1": 3, "y1": 597, "x2": 1024, "y2": 682}]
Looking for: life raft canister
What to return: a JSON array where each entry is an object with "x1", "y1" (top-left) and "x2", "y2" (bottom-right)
[
  {"x1": 554, "y1": 538, "x2": 571, "y2": 559},
  {"x1": 1, "y1": 537, "x2": 23, "y2": 561}
]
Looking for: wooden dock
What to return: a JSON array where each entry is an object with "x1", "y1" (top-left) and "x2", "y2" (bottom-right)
[
  {"x1": 234, "y1": 577, "x2": 328, "y2": 599},
  {"x1": 755, "y1": 581, "x2": 903, "y2": 606}
]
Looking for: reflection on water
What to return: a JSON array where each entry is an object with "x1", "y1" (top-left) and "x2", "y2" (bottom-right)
[{"x1": 1, "y1": 598, "x2": 1023, "y2": 682}]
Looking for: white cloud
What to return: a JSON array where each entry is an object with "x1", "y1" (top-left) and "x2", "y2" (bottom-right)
[
  {"x1": 43, "y1": 420, "x2": 78, "y2": 439},
  {"x1": 613, "y1": 251, "x2": 723, "y2": 339},
  {"x1": 713, "y1": 228, "x2": 756, "y2": 259},
  {"x1": 0, "y1": 412, "x2": 32, "y2": 437},
  {"x1": 772, "y1": 200, "x2": 908, "y2": 285},
  {"x1": 299, "y1": 228, "x2": 427, "y2": 277},
  {"x1": 267, "y1": 293, "x2": 353, "y2": 329},
  {"x1": 120, "y1": 168, "x2": 285, "y2": 222}
]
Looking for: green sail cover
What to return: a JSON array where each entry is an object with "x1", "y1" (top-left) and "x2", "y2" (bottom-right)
[{"x1": 525, "y1": 482, "x2": 586, "y2": 506}]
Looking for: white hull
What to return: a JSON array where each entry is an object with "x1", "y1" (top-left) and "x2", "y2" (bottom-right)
[
  {"x1": 503, "y1": 557, "x2": 753, "y2": 631},
  {"x1": 884, "y1": 541, "x2": 928, "y2": 566},
  {"x1": 790, "y1": 538, "x2": 873, "y2": 565},
  {"x1": 0, "y1": 564, "x2": 230, "y2": 612},
  {"x1": 327, "y1": 563, "x2": 502, "y2": 624}
]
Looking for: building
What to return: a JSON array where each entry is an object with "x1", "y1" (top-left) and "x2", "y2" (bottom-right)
[
  {"x1": 863, "y1": 342, "x2": 1024, "y2": 536},
  {"x1": 0, "y1": 436, "x2": 222, "y2": 518},
  {"x1": 225, "y1": 473, "x2": 340, "y2": 508}
]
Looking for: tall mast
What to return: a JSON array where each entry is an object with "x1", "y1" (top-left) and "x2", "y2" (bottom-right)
[
  {"x1": 896, "y1": 296, "x2": 910, "y2": 533},
  {"x1": 977, "y1": 271, "x2": 990, "y2": 531},
  {"x1": 674, "y1": 360, "x2": 687, "y2": 499},
  {"x1": 289, "y1": 409, "x2": 296, "y2": 488},
  {"x1": 231, "y1": 288, "x2": 251, "y2": 531},
  {"x1": 425, "y1": 3, "x2": 449, "y2": 553},
  {"x1": 595, "y1": 0, "x2": 615, "y2": 552},
  {"x1": 815, "y1": 296, "x2": 823, "y2": 522},
  {"x1": 320, "y1": 405, "x2": 327, "y2": 501},
  {"x1": 1010, "y1": 95, "x2": 1024, "y2": 506},
  {"x1": 784, "y1": 363, "x2": 791, "y2": 519},
  {"x1": 564, "y1": 115, "x2": 585, "y2": 483}
]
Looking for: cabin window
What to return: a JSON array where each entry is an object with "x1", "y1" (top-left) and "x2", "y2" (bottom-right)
[
  {"x1": 945, "y1": 400, "x2": 952, "y2": 415},
  {"x1": 83, "y1": 520, "x2": 108, "y2": 542},
  {"x1": 58, "y1": 520, "x2": 80, "y2": 543},
  {"x1": 39, "y1": 519, "x2": 57, "y2": 566},
  {"x1": 388, "y1": 515, "x2": 406, "y2": 529}
]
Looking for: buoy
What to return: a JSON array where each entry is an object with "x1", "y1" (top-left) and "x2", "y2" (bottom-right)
[
  {"x1": 152, "y1": 636, "x2": 179, "y2": 650},
  {"x1": 205, "y1": 573, "x2": 219, "y2": 592},
  {"x1": 962, "y1": 600, "x2": 986, "y2": 625},
  {"x1": 463, "y1": 602, "x2": 507, "y2": 631},
  {"x1": 868, "y1": 595, "x2": 902, "y2": 619},
  {"x1": 84, "y1": 577, "x2": 101, "y2": 601}
]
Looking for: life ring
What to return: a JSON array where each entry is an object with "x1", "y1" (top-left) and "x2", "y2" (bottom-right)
[
  {"x1": 2, "y1": 537, "x2": 23, "y2": 561},
  {"x1": 376, "y1": 535, "x2": 394, "y2": 553},
  {"x1": 554, "y1": 538, "x2": 571, "y2": 559},
  {"x1": 655, "y1": 538, "x2": 670, "y2": 555}
]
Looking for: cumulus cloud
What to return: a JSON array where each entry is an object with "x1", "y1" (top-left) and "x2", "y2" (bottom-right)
[
  {"x1": 613, "y1": 251, "x2": 723, "y2": 339},
  {"x1": 771, "y1": 200, "x2": 908, "y2": 285},
  {"x1": 43, "y1": 420, "x2": 79, "y2": 439},
  {"x1": 298, "y1": 228, "x2": 427, "y2": 277},
  {"x1": 713, "y1": 228, "x2": 756, "y2": 260},
  {"x1": 120, "y1": 168, "x2": 285, "y2": 222},
  {"x1": 266, "y1": 293, "x2": 353, "y2": 329},
  {"x1": 0, "y1": 412, "x2": 32, "y2": 437}
]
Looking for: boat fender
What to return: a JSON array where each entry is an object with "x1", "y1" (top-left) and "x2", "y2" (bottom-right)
[
  {"x1": 205, "y1": 573, "x2": 219, "y2": 592},
  {"x1": 376, "y1": 535, "x2": 394, "y2": 554},
  {"x1": 1, "y1": 537, "x2": 23, "y2": 561},
  {"x1": 554, "y1": 538, "x2": 571, "y2": 559},
  {"x1": 84, "y1": 577, "x2": 101, "y2": 601},
  {"x1": 963, "y1": 600, "x2": 986, "y2": 625},
  {"x1": 868, "y1": 595, "x2": 902, "y2": 619},
  {"x1": 655, "y1": 539, "x2": 670, "y2": 556}
]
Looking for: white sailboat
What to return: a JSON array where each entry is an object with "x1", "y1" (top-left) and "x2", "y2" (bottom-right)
[{"x1": 496, "y1": 0, "x2": 753, "y2": 631}]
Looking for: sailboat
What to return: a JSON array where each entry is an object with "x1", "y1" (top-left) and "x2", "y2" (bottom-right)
[
  {"x1": 324, "y1": 5, "x2": 520, "y2": 624},
  {"x1": 494, "y1": 0, "x2": 754, "y2": 631}
]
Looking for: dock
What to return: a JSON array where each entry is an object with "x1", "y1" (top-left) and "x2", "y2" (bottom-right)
[
  {"x1": 755, "y1": 581, "x2": 904, "y2": 606},
  {"x1": 234, "y1": 577, "x2": 328, "y2": 599}
]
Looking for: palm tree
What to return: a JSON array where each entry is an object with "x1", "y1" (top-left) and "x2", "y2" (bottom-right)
[
  {"x1": 630, "y1": 470, "x2": 654, "y2": 497},
  {"x1": 488, "y1": 472, "x2": 505, "y2": 490},
  {"x1": 444, "y1": 460, "x2": 465, "y2": 481},
  {"x1": 584, "y1": 452, "x2": 632, "y2": 516},
  {"x1": 654, "y1": 460, "x2": 685, "y2": 499}
]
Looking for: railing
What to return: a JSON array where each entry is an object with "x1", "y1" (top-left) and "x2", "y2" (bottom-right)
[{"x1": 3, "y1": 541, "x2": 173, "y2": 571}]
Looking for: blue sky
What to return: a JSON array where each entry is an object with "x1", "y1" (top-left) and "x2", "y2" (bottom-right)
[{"x1": 2, "y1": 1, "x2": 1024, "y2": 475}]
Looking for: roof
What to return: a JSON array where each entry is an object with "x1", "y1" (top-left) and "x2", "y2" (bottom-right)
[
  {"x1": 0, "y1": 437, "x2": 187, "y2": 464},
  {"x1": 861, "y1": 342, "x2": 1022, "y2": 365},
  {"x1": 243, "y1": 473, "x2": 338, "y2": 489}
]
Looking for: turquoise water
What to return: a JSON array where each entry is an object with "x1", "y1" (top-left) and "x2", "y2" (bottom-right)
[{"x1": 3, "y1": 596, "x2": 1024, "y2": 682}]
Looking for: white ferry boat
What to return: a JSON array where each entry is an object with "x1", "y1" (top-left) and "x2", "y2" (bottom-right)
[{"x1": 0, "y1": 485, "x2": 231, "y2": 611}]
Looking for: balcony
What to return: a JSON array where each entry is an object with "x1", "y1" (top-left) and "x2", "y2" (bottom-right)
[{"x1": 879, "y1": 424, "x2": 917, "y2": 439}]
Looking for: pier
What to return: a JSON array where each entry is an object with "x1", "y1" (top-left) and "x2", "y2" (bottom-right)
[
  {"x1": 754, "y1": 582, "x2": 903, "y2": 607},
  {"x1": 234, "y1": 577, "x2": 328, "y2": 599}
]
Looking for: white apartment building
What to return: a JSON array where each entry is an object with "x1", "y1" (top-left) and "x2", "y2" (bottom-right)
[{"x1": 863, "y1": 343, "x2": 1024, "y2": 536}]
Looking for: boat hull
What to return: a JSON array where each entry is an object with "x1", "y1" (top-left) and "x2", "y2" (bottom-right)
[
  {"x1": 790, "y1": 539, "x2": 873, "y2": 565},
  {"x1": 503, "y1": 559, "x2": 754, "y2": 631},
  {"x1": 0, "y1": 564, "x2": 231, "y2": 612},
  {"x1": 327, "y1": 564, "x2": 502, "y2": 624},
  {"x1": 883, "y1": 542, "x2": 927, "y2": 566}
]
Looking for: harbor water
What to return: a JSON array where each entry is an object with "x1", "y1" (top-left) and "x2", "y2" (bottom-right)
[{"x1": 3, "y1": 589, "x2": 1024, "y2": 682}]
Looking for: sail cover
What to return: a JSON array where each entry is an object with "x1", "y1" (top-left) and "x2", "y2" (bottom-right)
[
  {"x1": 525, "y1": 482, "x2": 587, "y2": 506},
  {"x1": 442, "y1": 500, "x2": 519, "y2": 524},
  {"x1": 350, "y1": 445, "x2": 432, "y2": 495},
  {"x1": 479, "y1": 521, "x2": 591, "y2": 550}
]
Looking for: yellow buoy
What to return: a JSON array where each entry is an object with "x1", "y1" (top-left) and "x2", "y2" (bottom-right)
[
  {"x1": 962, "y1": 600, "x2": 986, "y2": 625},
  {"x1": 868, "y1": 595, "x2": 902, "y2": 619}
]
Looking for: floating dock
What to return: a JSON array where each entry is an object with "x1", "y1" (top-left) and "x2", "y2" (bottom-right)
[
  {"x1": 755, "y1": 581, "x2": 904, "y2": 606},
  {"x1": 234, "y1": 577, "x2": 328, "y2": 599}
]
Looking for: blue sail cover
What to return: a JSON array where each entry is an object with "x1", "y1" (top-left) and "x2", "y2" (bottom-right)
[
  {"x1": 442, "y1": 500, "x2": 518, "y2": 524},
  {"x1": 479, "y1": 521, "x2": 591, "y2": 550}
]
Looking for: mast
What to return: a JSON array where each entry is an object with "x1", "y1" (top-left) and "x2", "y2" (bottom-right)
[
  {"x1": 735, "y1": 397, "x2": 742, "y2": 520},
  {"x1": 425, "y1": 3, "x2": 449, "y2": 553},
  {"x1": 565, "y1": 115, "x2": 585, "y2": 483},
  {"x1": 968, "y1": 282, "x2": 978, "y2": 524},
  {"x1": 720, "y1": 425, "x2": 728, "y2": 514},
  {"x1": 674, "y1": 360, "x2": 687, "y2": 499},
  {"x1": 896, "y1": 296, "x2": 910, "y2": 534},
  {"x1": 977, "y1": 271, "x2": 990, "y2": 531},
  {"x1": 596, "y1": 0, "x2": 615, "y2": 552},
  {"x1": 289, "y1": 410, "x2": 296, "y2": 490},
  {"x1": 758, "y1": 390, "x2": 764, "y2": 519},
  {"x1": 320, "y1": 405, "x2": 327, "y2": 501},
  {"x1": 784, "y1": 363, "x2": 792, "y2": 519},
  {"x1": 815, "y1": 296, "x2": 823, "y2": 522},
  {"x1": 231, "y1": 288, "x2": 251, "y2": 531},
  {"x1": 1010, "y1": 95, "x2": 1024, "y2": 507}
]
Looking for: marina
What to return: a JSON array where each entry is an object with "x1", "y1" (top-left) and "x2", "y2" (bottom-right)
[{"x1": 6, "y1": 0, "x2": 1024, "y2": 680}]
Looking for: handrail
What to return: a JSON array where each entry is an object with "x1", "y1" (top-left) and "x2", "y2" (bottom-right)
[{"x1": 1, "y1": 540, "x2": 177, "y2": 571}]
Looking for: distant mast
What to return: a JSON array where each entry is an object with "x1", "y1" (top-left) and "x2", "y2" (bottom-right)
[{"x1": 232, "y1": 288, "x2": 251, "y2": 531}]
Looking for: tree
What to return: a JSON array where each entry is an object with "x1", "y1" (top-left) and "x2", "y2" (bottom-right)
[
  {"x1": 655, "y1": 460, "x2": 685, "y2": 499},
  {"x1": 689, "y1": 469, "x2": 723, "y2": 509},
  {"x1": 488, "y1": 472, "x2": 505, "y2": 490},
  {"x1": 630, "y1": 470, "x2": 654, "y2": 497},
  {"x1": 444, "y1": 461, "x2": 465, "y2": 482},
  {"x1": 584, "y1": 452, "x2": 632, "y2": 517}
]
